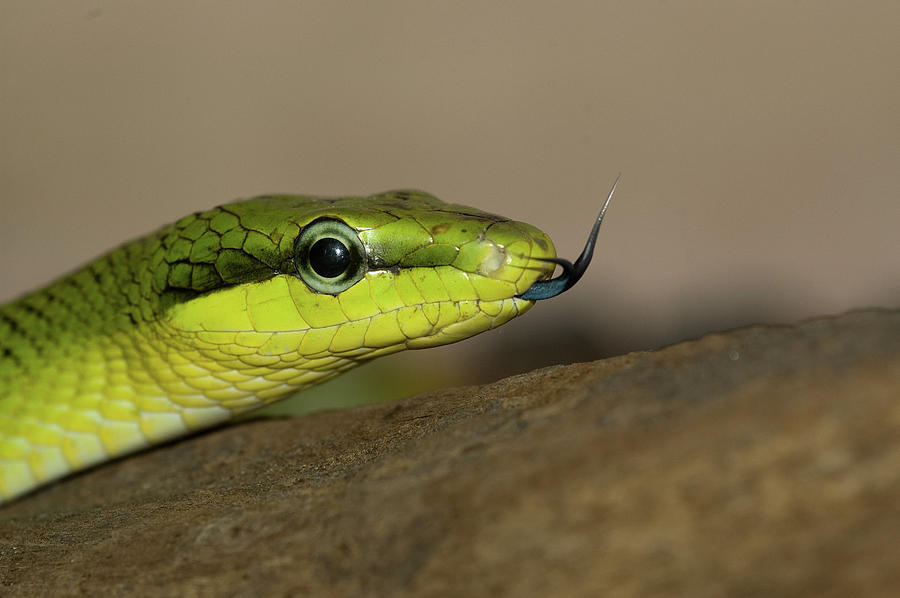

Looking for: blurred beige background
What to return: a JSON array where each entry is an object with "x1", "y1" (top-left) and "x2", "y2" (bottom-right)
[{"x1": 1, "y1": 2, "x2": 898, "y2": 408}]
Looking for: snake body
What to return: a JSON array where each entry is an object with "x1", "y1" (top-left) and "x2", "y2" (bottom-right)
[{"x1": 0, "y1": 190, "x2": 561, "y2": 503}]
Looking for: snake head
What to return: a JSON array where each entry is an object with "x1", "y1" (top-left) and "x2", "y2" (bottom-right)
[{"x1": 518, "y1": 175, "x2": 619, "y2": 301}]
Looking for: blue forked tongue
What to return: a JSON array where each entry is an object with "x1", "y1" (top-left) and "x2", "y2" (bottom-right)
[{"x1": 518, "y1": 175, "x2": 619, "y2": 301}]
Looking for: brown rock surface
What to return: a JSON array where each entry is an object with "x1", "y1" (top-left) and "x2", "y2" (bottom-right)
[{"x1": 2, "y1": 309, "x2": 899, "y2": 597}]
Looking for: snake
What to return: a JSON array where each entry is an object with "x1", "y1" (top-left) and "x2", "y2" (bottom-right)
[{"x1": 0, "y1": 181, "x2": 617, "y2": 504}]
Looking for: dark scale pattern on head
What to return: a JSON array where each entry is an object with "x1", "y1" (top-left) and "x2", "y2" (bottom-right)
[
  {"x1": 149, "y1": 206, "x2": 287, "y2": 308},
  {"x1": 0, "y1": 204, "x2": 291, "y2": 362}
]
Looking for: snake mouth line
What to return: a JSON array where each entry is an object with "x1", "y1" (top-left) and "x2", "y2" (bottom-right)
[{"x1": 517, "y1": 175, "x2": 619, "y2": 301}]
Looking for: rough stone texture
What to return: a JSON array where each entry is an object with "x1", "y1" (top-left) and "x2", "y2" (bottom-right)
[{"x1": 1, "y1": 308, "x2": 899, "y2": 597}]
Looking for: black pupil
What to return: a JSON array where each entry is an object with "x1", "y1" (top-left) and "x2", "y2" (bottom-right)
[{"x1": 309, "y1": 238, "x2": 351, "y2": 278}]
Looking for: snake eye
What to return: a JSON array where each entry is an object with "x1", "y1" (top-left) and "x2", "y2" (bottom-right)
[
  {"x1": 309, "y1": 238, "x2": 351, "y2": 278},
  {"x1": 294, "y1": 219, "x2": 367, "y2": 294}
]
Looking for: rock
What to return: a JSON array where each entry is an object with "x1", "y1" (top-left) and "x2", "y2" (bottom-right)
[{"x1": 1, "y1": 309, "x2": 899, "y2": 597}]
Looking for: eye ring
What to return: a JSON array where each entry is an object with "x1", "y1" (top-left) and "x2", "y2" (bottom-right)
[{"x1": 294, "y1": 219, "x2": 367, "y2": 294}]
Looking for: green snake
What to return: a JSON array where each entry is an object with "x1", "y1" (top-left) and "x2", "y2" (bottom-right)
[{"x1": 0, "y1": 183, "x2": 616, "y2": 504}]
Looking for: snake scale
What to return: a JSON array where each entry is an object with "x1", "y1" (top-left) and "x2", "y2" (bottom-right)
[{"x1": 0, "y1": 183, "x2": 616, "y2": 504}]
